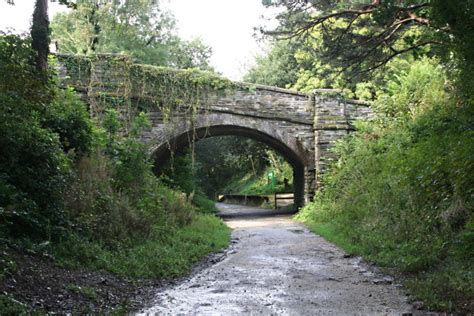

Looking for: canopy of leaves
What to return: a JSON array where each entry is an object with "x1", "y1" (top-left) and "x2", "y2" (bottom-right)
[
  {"x1": 50, "y1": 0, "x2": 213, "y2": 69},
  {"x1": 243, "y1": 40, "x2": 299, "y2": 88},
  {"x1": 260, "y1": 1, "x2": 448, "y2": 80}
]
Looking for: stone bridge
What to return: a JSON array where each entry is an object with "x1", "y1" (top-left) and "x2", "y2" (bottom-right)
[{"x1": 57, "y1": 54, "x2": 371, "y2": 207}]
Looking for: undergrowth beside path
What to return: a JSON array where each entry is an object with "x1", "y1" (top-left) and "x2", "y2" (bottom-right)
[
  {"x1": 296, "y1": 58, "x2": 474, "y2": 313},
  {"x1": 0, "y1": 214, "x2": 230, "y2": 314},
  {"x1": 52, "y1": 214, "x2": 230, "y2": 279},
  {"x1": 0, "y1": 33, "x2": 231, "y2": 314}
]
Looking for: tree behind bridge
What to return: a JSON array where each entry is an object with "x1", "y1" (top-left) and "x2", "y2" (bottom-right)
[
  {"x1": 261, "y1": 0, "x2": 474, "y2": 97},
  {"x1": 50, "y1": 0, "x2": 212, "y2": 69}
]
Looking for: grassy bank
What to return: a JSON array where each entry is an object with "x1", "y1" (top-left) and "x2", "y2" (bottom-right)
[
  {"x1": 52, "y1": 214, "x2": 230, "y2": 279},
  {"x1": 0, "y1": 214, "x2": 230, "y2": 314},
  {"x1": 297, "y1": 215, "x2": 473, "y2": 312},
  {"x1": 295, "y1": 58, "x2": 474, "y2": 313}
]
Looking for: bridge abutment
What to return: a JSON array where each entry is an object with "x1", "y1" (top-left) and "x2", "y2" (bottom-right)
[
  {"x1": 57, "y1": 54, "x2": 371, "y2": 208},
  {"x1": 313, "y1": 90, "x2": 372, "y2": 189}
]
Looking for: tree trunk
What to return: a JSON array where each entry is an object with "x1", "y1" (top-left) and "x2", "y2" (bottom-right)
[{"x1": 31, "y1": 0, "x2": 49, "y2": 75}]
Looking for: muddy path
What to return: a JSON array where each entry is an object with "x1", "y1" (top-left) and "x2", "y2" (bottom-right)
[{"x1": 139, "y1": 203, "x2": 417, "y2": 315}]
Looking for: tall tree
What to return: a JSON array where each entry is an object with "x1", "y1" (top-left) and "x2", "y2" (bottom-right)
[
  {"x1": 5, "y1": 0, "x2": 51, "y2": 74},
  {"x1": 31, "y1": 0, "x2": 50, "y2": 74},
  {"x1": 50, "y1": 0, "x2": 213, "y2": 69},
  {"x1": 244, "y1": 40, "x2": 299, "y2": 88},
  {"x1": 260, "y1": 1, "x2": 445, "y2": 78}
]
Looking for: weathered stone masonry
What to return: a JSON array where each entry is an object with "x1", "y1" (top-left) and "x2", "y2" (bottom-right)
[{"x1": 57, "y1": 54, "x2": 371, "y2": 207}]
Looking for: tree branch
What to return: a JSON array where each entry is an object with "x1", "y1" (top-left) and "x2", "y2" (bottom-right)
[{"x1": 353, "y1": 40, "x2": 442, "y2": 76}]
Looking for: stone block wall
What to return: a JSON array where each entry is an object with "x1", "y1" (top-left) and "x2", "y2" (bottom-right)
[
  {"x1": 313, "y1": 89, "x2": 372, "y2": 188},
  {"x1": 57, "y1": 54, "x2": 372, "y2": 206}
]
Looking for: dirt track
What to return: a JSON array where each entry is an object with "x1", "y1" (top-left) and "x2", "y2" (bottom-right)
[{"x1": 139, "y1": 203, "x2": 417, "y2": 315}]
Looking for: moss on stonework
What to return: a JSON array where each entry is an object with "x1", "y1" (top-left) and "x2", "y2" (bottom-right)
[
  {"x1": 57, "y1": 54, "x2": 242, "y2": 120},
  {"x1": 316, "y1": 115, "x2": 346, "y2": 120}
]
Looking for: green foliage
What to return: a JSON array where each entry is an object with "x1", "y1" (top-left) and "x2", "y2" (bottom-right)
[
  {"x1": 244, "y1": 33, "x2": 375, "y2": 98},
  {"x1": 168, "y1": 38, "x2": 213, "y2": 71},
  {"x1": 244, "y1": 40, "x2": 299, "y2": 88},
  {"x1": 374, "y1": 57, "x2": 447, "y2": 121},
  {"x1": 161, "y1": 154, "x2": 217, "y2": 214},
  {"x1": 50, "y1": 1, "x2": 213, "y2": 70},
  {"x1": 297, "y1": 57, "x2": 474, "y2": 311},
  {"x1": 0, "y1": 294, "x2": 30, "y2": 315},
  {"x1": 52, "y1": 214, "x2": 230, "y2": 279},
  {"x1": 43, "y1": 87, "x2": 94, "y2": 156},
  {"x1": 224, "y1": 155, "x2": 293, "y2": 196},
  {"x1": 64, "y1": 112, "x2": 198, "y2": 246},
  {"x1": 262, "y1": 1, "x2": 440, "y2": 81},
  {"x1": 431, "y1": 0, "x2": 474, "y2": 99},
  {"x1": 130, "y1": 63, "x2": 236, "y2": 102},
  {"x1": 0, "y1": 33, "x2": 92, "y2": 239}
]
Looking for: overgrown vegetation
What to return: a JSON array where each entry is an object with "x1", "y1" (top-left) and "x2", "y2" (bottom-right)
[
  {"x1": 250, "y1": 1, "x2": 474, "y2": 312},
  {"x1": 53, "y1": 214, "x2": 229, "y2": 278},
  {"x1": 0, "y1": 31, "x2": 230, "y2": 312},
  {"x1": 295, "y1": 54, "x2": 473, "y2": 313}
]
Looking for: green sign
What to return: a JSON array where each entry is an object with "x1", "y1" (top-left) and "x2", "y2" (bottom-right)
[{"x1": 267, "y1": 170, "x2": 276, "y2": 192}]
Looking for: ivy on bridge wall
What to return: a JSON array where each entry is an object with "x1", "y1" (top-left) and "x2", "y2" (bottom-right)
[{"x1": 56, "y1": 54, "x2": 242, "y2": 133}]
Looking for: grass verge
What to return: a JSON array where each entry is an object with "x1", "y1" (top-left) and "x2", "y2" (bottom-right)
[
  {"x1": 52, "y1": 214, "x2": 231, "y2": 279},
  {"x1": 296, "y1": 214, "x2": 474, "y2": 313}
]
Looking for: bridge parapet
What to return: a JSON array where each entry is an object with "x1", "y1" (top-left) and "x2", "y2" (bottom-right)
[{"x1": 56, "y1": 54, "x2": 372, "y2": 206}]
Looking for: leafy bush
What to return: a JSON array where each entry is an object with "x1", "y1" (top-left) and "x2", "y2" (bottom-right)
[
  {"x1": 63, "y1": 110, "x2": 198, "y2": 246},
  {"x1": 0, "y1": 107, "x2": 70, "y2": 238},
  {"x1": 43, "y1": 87, "x2": 94, "y2": 157},
  {"x1": 297, "y1": 58, "x2": 474, "y2": 311},
  {"x1": 0, "y1": 33, "x2": 96, "y2": 240}
]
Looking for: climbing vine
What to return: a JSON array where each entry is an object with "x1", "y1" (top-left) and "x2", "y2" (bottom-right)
[{"x1": 57, "y1": 53, "x2": 241, "y2": 170}]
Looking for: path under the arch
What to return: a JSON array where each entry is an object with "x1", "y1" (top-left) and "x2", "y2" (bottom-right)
[{"x1": 139, "y1": 203, "x2": 417, "y2": 315}]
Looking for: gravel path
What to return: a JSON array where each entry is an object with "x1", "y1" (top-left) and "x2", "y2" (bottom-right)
[{"x1": 139, "y1": 203, "x2": 417, "y2": 315}]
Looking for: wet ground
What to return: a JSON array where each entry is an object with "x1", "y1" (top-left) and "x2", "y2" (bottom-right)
[{"x1": 139, "y1": 203, "x2": 418, "y2": 315}]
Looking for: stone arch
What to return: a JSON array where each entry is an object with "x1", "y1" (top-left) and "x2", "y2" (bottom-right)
[{"x1": 146, "y1": 113, "x2": 315, "y2": 208}]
